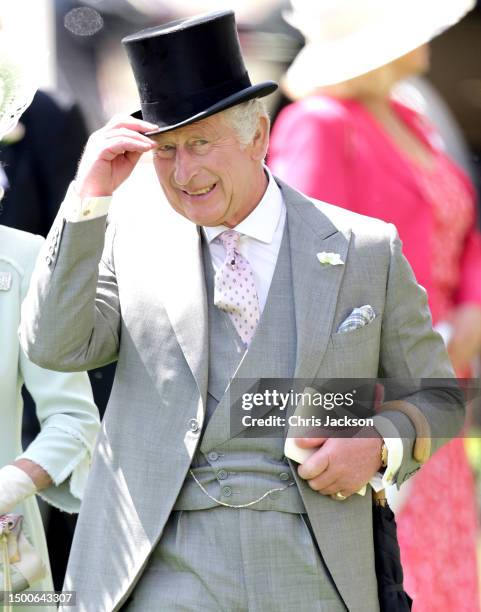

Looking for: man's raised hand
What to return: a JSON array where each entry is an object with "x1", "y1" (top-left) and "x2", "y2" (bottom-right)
[{"x1": 75, "y1": 115, "x2": 158, "y2": 198}]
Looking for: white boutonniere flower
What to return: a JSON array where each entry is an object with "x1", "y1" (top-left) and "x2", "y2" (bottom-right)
[{"x1": 316, "y1": 252, "x2": 344, "y2": 266}]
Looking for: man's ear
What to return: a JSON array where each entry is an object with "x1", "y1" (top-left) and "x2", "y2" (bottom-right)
[{"x1": 250, "y1": 115, "x2": 270, "y2": 161}]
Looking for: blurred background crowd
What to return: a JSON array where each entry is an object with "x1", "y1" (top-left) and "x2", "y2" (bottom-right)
[{"x1": 1, "y1": 0, "x2": 481, "y2": 609}]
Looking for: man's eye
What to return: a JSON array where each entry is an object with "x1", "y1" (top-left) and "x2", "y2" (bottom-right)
[
  {"x1": 189, "y1": 139, "x2": 210, "y2": 154},
  {"x1": 155, "y1": 144, "x2": 175, "y2": 157}
]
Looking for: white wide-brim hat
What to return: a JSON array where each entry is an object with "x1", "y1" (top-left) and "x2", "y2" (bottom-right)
[
  {"x1": 284, "y1": 0, "x2": 475, "y2": 97},
  {"x1": 0, "y1": 31, "x2": 38, "y2": 141}
]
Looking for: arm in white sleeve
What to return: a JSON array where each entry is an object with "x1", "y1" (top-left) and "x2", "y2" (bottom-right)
[
  {"x1": 63, "y1": 182, "x2": 112, "y2": 222},
  {"x1": 17, "y1": 348, "x2": 100, "y2": 512}
]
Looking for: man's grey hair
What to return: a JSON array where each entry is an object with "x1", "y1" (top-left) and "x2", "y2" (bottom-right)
[{"x1": 221, "y1": 98, "x2": 269, "y2": 146}]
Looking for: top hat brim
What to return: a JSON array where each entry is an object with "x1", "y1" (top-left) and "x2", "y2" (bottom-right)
[{"x1": 132, "y1": 81, "x2": 278, "y2": 136}]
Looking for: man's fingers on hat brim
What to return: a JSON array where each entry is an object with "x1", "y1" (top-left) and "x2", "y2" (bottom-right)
[
  {"x1": 105, "y1": 114, "x2": 158, "y2": 132},
  {"x1": 105, "y1": 128, "x2": 156, "y2": 146},
  {"x1": 102, "y1": 137, "x2": 154, "y2": 159}
]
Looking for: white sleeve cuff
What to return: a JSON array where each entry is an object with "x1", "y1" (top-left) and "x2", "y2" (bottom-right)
[
  {"x1": 62, "y1": 182, "x2": 112, "y2": 222},
  {"x1": 373, "y1": 414, "x2": 404, "y2": 487},
  {"x1": 355, "y1": 417, "x2": 404, "y2": 495}
]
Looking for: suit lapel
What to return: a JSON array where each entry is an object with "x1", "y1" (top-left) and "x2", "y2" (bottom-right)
[
  {"x1": 114, "y1": 161, "x2": 209, "y2": 408},
  {"x1": 155, "y1": 209, "x2": 209, "y2": 407},
  {"x1": 278, "y1": 180, "x2": 351, "y2": 384}
]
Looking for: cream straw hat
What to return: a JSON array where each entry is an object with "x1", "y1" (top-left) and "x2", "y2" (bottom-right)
[
  {"x1": 284, "y1": 0, "x2": 475, "y2": 97},
  {"x1": 0, "y1": 31, "x2": 38, "y2": 141}
]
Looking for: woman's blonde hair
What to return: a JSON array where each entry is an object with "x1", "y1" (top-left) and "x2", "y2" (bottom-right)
[
  {"x1": 319, "y1": 63, "x2": 398, "y2": 99},
  {"x1": 285, "y1": 51, "x2": 421, "y2": 101}
]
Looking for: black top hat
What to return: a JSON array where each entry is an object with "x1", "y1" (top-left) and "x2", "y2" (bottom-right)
[{"x1": 122, "y1": 10, "x2": 278, "y2": 135}]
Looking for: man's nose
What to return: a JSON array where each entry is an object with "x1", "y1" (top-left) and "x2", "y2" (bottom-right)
[{"x1": 173, "y1": 149, "x2": 197, "y2": 186}]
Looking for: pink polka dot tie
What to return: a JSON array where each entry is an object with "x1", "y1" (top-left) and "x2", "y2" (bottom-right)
[{"x1": 214, "y1": 230, "x2": 260, "y2": 346}]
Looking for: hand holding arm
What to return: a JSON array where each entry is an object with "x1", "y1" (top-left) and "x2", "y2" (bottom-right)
[{"x1": 13, "y1": 459, "x2": 52, "y2": 490}]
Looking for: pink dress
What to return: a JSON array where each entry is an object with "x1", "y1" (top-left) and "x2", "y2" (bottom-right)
[
  {"x1": 398, "y1": 160, "x2": 479, "y2": 611},
  {"x1": 269, "y1": 96, "x2": 481, "y2": 611}
]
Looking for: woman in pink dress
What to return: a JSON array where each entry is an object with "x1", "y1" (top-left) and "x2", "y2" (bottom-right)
[{"x1": 269, "y1": 1, "x2": 481, "y2": 610}]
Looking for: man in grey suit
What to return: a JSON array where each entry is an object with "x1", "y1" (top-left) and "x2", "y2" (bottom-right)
[{"x1": 20, "y1": 10, "x2": 463, "y2": 612}]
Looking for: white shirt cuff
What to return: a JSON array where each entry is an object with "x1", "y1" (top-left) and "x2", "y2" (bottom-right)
[
  {"x1": 372, "y1": 414, "x2": 404, "y2": 487},
  {"x1": 62, "y1": 182, "x2": 112, "y2": 222},
  {"x1": 355, "y1": 417, "x2": 403, "y2": 496}
]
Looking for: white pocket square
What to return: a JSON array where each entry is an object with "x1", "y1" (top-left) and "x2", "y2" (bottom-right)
[
  {"x1": 317, "y1": 252, "x2": 344, "y2": 266},
  {"x1": 337, "y1": 305, "x2": 375, "y2": 333}
]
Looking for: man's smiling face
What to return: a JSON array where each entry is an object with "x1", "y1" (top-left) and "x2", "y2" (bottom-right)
[{"x1": 151, "y1": 111, "x2": 268, "y2": 228}]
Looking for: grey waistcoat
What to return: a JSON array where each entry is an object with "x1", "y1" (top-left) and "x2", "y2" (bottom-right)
[{"x1": 174, "y1": 223, "x2": 306, "y2": 512}]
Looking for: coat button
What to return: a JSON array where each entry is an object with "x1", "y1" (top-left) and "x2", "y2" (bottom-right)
[
  {"x1": 207, "y1": 451, "x2": 219, "y2": 462},
  {"x1": 188, "y1": 418, "x2": 200, "y2": 432},
  {"x1": 45, "y1": 256, "x2": 52, "y2": 266},
  {"x1": 217, "y1": 469, "x2": 228, "y2": 481},
  {"x1": 222, "y1": 486, "x2": 232, "y2": 497},
  {"x1": 279, "y1": 472, "x2": 291, "y2": 481}
]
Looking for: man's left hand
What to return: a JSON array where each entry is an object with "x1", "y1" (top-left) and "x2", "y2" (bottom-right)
[{"x1": 296, "y1": 435, "x2": 383, "y2": 498}]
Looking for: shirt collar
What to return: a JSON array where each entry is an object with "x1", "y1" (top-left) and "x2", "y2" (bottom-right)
[{"x1": 203, "y1": 167, "x2": 284, "y2": 245}]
